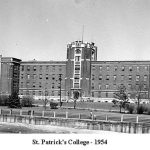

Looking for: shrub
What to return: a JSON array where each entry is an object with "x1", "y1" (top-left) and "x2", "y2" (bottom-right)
[
  {"x1": 126, "y1": 104, "x2": 135, "y2": 114},
  {"x1": 8, "y1": 92, "x2": 21, "y2": 108},
  {"x1": 136, "y1": 105, "x2": 147, "y2": 114},
  {"x1": 50, "y1": 102, "x2": 58, "y2": 109},
  {"x1": 0, "y1": 95, "x2": 8, "y2": 106},
  {"x1": 21, "y1": 96, "x2": 34, "y2": 107}
]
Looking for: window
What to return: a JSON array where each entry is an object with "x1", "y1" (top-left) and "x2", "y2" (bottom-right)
[
  {"x1": 144, "y1": 84, "x2": 147, "y2": 90},
  {"x1": 92, "y1": 92, "x2": 94, "y2": 97},
  {"x1": 33, "y1": 91, "x2": 35, "y2": 95},
  {"x1": 106, "y1": 84, "x2": 109, "y2": 89},
  {"x1": 136, "y1": 75, "x2": 140, "y2": 81},
  {"x1": 99, "y1": 66, "x2": 102, "y2": 71},
  {"x1": 21, "y1": 74, "x2": 23, "y2": 79},
  {"x1": 129, "y1": 75, "x2": 132, "y2": 81},
  {"x1": 144, "y1": 75, "x2": 148, "y2": 81},
  {"x1": 113, "y1": 84, "x2": 117, "y2": 89},
  {"x1": 74, "y1": 83, "x2": 79, "y2": 88},
  {"x1": 27, "y1": 82, "x2": 29, "y2": 87},
  {"x1": 106, "y1": 92, "x2": 108, "y2": 98},
  {"x1": 75, "y1": 65, "x2": 80, "y2": 73},
  {"x1": 137, "y1": 66, "x2": 140, "y2": 72},
  {"x1": 33, "y1": 66, "x2": 36, "y2": 71},
  {"x1": 113, "y1": 75, "x2": 117, "y2": 81},
  {"x1": 21, "y1": 66, "x2": 24, "y2": 71},
  {"x1": 39, "y1": 66, "x2": 42, "y2": 71},
  {"x1": 145, "y1": 66, "x2": 148, "y2": 71},
  {"x1": 114, "y1": 66, "x2": 117, "y2": 71},
  {"x1": 51, "y1": 91, "x2": 54, "y2": 96},
  {"x1": 99, "y1": 75, "x2": 102, "y2": 80},
  {"x1": 21, "y1": 82, "x2": 23, "y2": 88},
  {"x1": 39, "y1": 91, "x2": 42, "y2": 96},
  {"x1": 98, "y1": 84, "x2": 101, "y2": 89},
  {"x1": 39, "y1": 82, "x2": 42, "y2": 88},
  {"x1": 46, "y1": 74, "x2": 49, "y2": 80},
  {"x1": 33, "y1": 74, "x2": 36, "y2": 79},
  {"x1": 92, "y1": 74, "x2": 94, "y2": 80},
  {"x1": 121, "y1": 75, "x2": 124, "y2": 81},
  {"x1": 27, "y1": 74, "x2": 30, "y2": 79},
  {"x1": 26, "y1": 90, "x2": 29, "y2": 95},
  {"x1": 91, "y1": 83, "x2": 94, "y2": 90},
  {"x1": 98, "y1": 92, "x2": 101, "y2": 98},
  {"x1": 129, "y1": 66, "x2": 132, "y2": 71},
  {"x1": 121, "y1": 66, "x2": 125, "y2": 71},
  {"x1": 75, "y1": 56, "x2": 80, "y2": 61},
  {"x1": 106, "y1": 75, "x2": 109, "y2": 80},
  {"x1": 39, "y1": 74, "x2": 42, "y2": 79},
  {"x1": 128, "y1": 84, "x2": 132, "y2": 89},
  {"x1": 92, "y1": 66, "x2": 95, "y2": 70},
  {"x1": 46, "y1": 66, "x2": 49, "y2": 71},
  {"x1": 27, "y1": 66, "x2": 30, "y2": 71},
  {"x1": 33, "y1": 82, "x2": 35, "y2": 88},
  {"x1": 106, "y1": 66, "x2": 109, "y2": 71},
  {"x1": 52, "y1": 66, "x2": 55, "y2": 72}
]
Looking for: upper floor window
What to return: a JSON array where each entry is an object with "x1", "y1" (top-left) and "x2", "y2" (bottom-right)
[
  {"x1": 121, "y1": 75, "x2": 124, "y2": 81},
  {"x1": 106, "y1": 75, "x2": 109, "y2": 80},
  {"x1": 27, "y1": 66, "x2": 30, "y2": 71},
  {"x1": 33, "y1": 66, "x2": 36, "y2": 71},
  {"x1": 46, "y1": 74, "x2": 49, "y2": 80},
  {"x1": 21, "y1": 66, "x2": 24, "y2": 71},
  {"x1": 92, "y1": 74, "x2": 95, "y2": 80},
  {"x1": 106, "y1": 84, "x2": 109, "y2": 89},
  {"x1": 145, "y1": 66, "x2": 148, "y2": 71},
  {"x1": 75, "y1": 56, "x2": 80, "y2": 62},
  {"x1": 129, "y1": 75, "x2": 132, "y2": 81},
  {"x1": 121, "y1": 66, "x2": 125, "y2": 71},
  {"x1": 129, "y1": 66, "x2": 132, "y2": 71},
  {"x1": 136, "y1": 75, "x2": 140, "y2": 81},
  {"x1": 114, "y1": 66, "x2": 117, "y2": 71},
  {"x1": 39, "y1": 74, "x2": 42, "y2": 79},
  {"x1": 98, "y1": 84, "x2": 101, "y2": 89},
  {"x1": 144, "y1": 75, "x2": 148, "y2": 81},
  {"x1": 99, "y1": 75, "x2": 102, "y2": 80},
  {"x1": 39, "y1": 66, "x2": 42, "y2": 71},
  {"x1": 137, "y1": 66, "x2": 140, "y2": 72},
  {"x1": 106, "y1": 66, "x2": 109, "y2": 71},
  {"x1": 99, "y1": 66, "x2": 102, "y2": 71},
  {"x1": 113, "y1": 75, "x2": 117, "y2": 81},
  {"x1": 27, "y1": 74, "x2": 30, "y2": 79}
]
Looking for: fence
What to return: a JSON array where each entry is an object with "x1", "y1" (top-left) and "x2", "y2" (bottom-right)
[{"x1": 1, "y1": 108, "x2": 150, "y2": 124}]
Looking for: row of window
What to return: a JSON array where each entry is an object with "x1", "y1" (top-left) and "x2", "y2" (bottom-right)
[
  {"x1": 20, "y1": 82, "x2": 62, "y2": 89},
  {"x1": 91, "y1": 83, "x2": 148, "y2": 90},
  {"x1": 92, "y1": 65, "x2": 149, "y2": 72},
  {"x1": 21, "y1": 74, "x2": 64, "y2": 80},
  {"x1": 92, "y1": 75, "x2": 148, "y2": 81},
  {"x1": 20, "y1": 90, "x2": 62, "y2": 96},
  {"x1": 21, "y1": 65, "x2": 63, "y2": 72}
]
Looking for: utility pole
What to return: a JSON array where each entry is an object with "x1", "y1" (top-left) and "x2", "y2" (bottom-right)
[{"x1": 59, "y1": 74, "x2": 62, "y2": 107}]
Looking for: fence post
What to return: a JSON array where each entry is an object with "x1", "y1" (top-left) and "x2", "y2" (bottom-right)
[
  {"x1": 42, "y1": 111, "x2": 45, "y2": 117},
  {"x1": 136, "y1": 116, "x2": 139, "y2": 123},
  {"x1": 53, "y1": 112, "x2": 55, "y2": 118},
  {"x1": 66, "y1": 112, "x2": 68, "y2": 119},
  {"x1": 79, "y1": 113, "x2": 81, "y2": 119},
  {"x1": 106, "y1": 115, "x2": 108, "y2": 121},
  {"x1": 10, "y1": 109, "x2": 12, "y2": 115},
  {"x1": 20, "y1": 110, "x2": 22, "y2": 116},
  {"x1": 121, "y1": 115, "x2": 124, "y2": 122}
]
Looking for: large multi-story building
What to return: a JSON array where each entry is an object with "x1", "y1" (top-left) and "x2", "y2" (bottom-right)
[{"x1": 0, "y1": 41, "x2": 150, "y2": 101}]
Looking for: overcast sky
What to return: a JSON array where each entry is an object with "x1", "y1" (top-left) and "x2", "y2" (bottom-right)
[{"x1": 0, "y1": 0, "x2": 150, "y2": 61}]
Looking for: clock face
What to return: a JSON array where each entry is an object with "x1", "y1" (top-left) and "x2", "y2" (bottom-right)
[{"x1": 75, "y1": 49, "x2": 81, "y2": 54}]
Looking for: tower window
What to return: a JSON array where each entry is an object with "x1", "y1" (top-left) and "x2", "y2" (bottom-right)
[{"x1": 75, "y1": 56, "x2": 80, "y2": 61}]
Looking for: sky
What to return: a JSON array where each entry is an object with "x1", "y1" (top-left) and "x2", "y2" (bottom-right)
[{"x1": 0, "y1": 0, "x2": 150, "y2": 61}]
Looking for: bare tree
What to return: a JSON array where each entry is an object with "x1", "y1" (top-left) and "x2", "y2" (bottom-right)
[
  {"x1": 113, "y1": 84, "x2": 128, "y2": 113},
  {"x1": 130, "y1": 82, "x2": 148, "y2": 114}
]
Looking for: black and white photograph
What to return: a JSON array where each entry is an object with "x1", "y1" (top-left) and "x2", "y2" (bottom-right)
[{"x1": 0, "y1": 0, "x2": 150, "y2": 149}]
